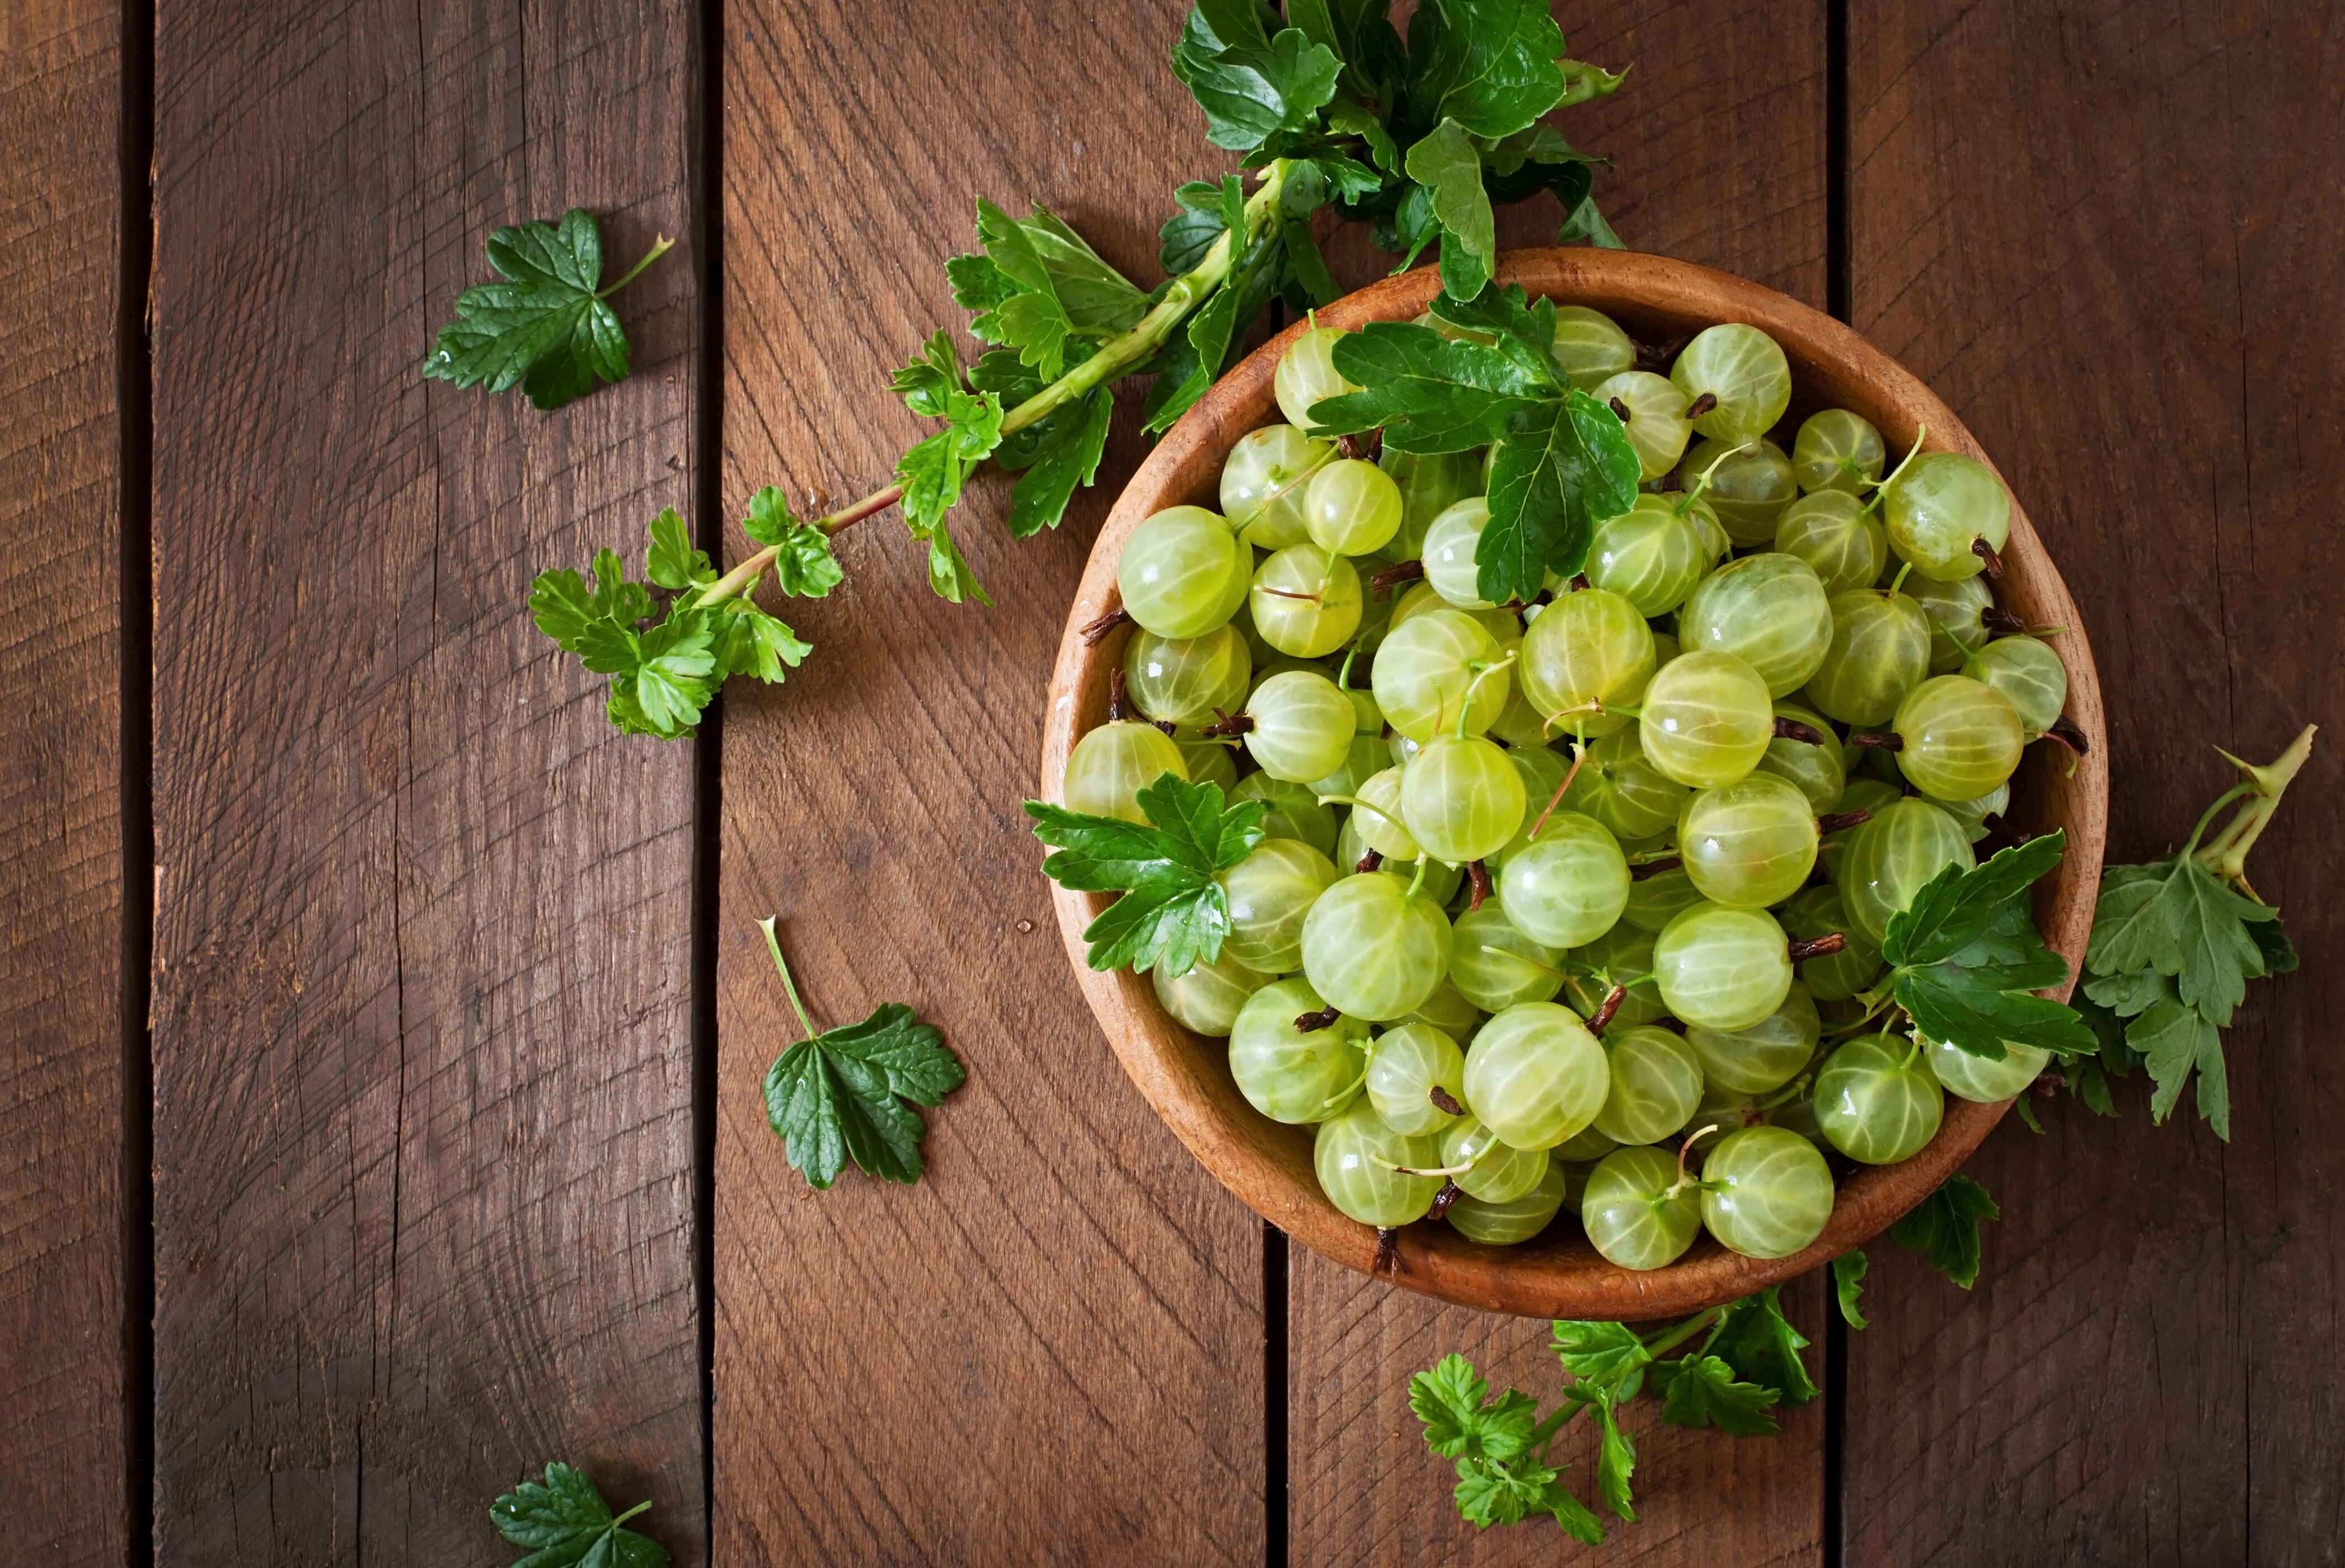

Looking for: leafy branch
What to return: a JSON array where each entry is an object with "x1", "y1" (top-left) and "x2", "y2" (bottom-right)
[{"x1": 502, "y1": 0, "x2": 1629, "y2": 738}]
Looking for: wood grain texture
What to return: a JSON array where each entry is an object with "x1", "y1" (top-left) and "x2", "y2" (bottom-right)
[
  {"x1": 0, "y1": 1, "x2": 126, "y2": 1561},
  {"x1": 1844, "y1": 2, "x2": 2344, "y2": 1562},
  {"x1": 148, "y1": 3, "x2": 702, "y2": 1559},
  {"x1": 1293, "y1": 4, "x2": 1835, "y2": 1558},
  {"x1": 712, "y1": 1, "x2": 1267, "y2": 1562}
]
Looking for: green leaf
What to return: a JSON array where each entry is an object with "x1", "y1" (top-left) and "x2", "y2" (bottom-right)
[
  {"x1": 1550, "y1": 1318, "x2": 1652, "y2": 1399},
  {"x1": 1404, "y1": 0, "x2": 1570, "y2": 139},
  {"x1": 2086, "y1": 855, "x2": 2277, "y2": 1029},
  {"x1": 1589, "y1": 1391, "x2": 1637, "y2": 1520},
  {"x1": 1026, "y1": 772, "x2": 1267, "y2": 974},
  {"x1": 491, "y1": 1462, "x2": 669, "y2": 1568},
  {"x1": 1655, "y1": 1355, "x2": 1781, "y2": 1436},
  {"x1": 424, "y1": 209, "x2": 670, "y2": 411},
  {"x1": 1478, "y1": 389, "x2": 1640, "y2": 603},
  {"x1": 758, "y1": 923, "x2": 964, "y2": 1191},
  {"x1": 1282, "y1": 220, "x2": 1342, "y2": 308},
  {"x1": 1404, "y1": 118, "x2": 1496, "y2": 294},
  {"x1": 1884, "y1": 832, "x2": 2067, "y2": 968},
  {"x1": 1160, "y1": 180, "x2": 1233, "y2": 274},
  {"x1": 1410, "y1": 1352, "x2": 1604, "y2": 1542},
  {"x1": 973, "y1": 199, "x2": 1075, "y2": 379},
  {"x1": 1558, "y1": 189, "x2": 1625, "y2": 249},
  {"x1": 1171, "y1": 14, "x2": 1344, "y2": 154},
  {"x1": 1426, "y1": 280, "x2": 1563, "y2": 387},
  {"x1": 1888, "y1": 1173, "x2": 1999, "y2": 1289},
  {"x1": 1832, "y1": 1250, "x2": 1870, "y2": 1330},
  {"x1": 2122, "y1": 980, "x2": 2231, "y2": 1139},
  {"x1": 644, "y1": 507, "x2": 711, "y2": 590},
  {"x1": 1314, "y1": 320, "x2": 1549, "y2": 452},
  {"x1": 892, "y1": 330, "x2": 964, "y2": 418},
  {"x1": 740, "y1": 489, "x2": 845, "y2": 597},
  {"x1": 712, "y1": 599, "x2": 812, "y2": 685},
  {"x1": 1702, "y1": 1286, "x2": 1818, "y2": 1406},
  {"x1": 1006, "y1": 388, "x2": 1114, "y2": 538},
  {"x1": 894, "y1": 384, "x2": 1006, "y2": 605}
]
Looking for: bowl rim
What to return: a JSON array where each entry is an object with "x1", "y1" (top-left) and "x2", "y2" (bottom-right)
[{"x1": 1039, "y1": 247, "x2": 2108, "y2": 1320}]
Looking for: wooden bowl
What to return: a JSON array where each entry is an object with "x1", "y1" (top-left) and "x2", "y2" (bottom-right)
[{"x1": 1040, "y1": 248, "x2": 2108, "y2": 1320}]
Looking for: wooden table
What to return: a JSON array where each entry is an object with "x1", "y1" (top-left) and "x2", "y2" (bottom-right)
[{"x1": 6, "y1": 2, "x2": 2336, "y2": 1562}]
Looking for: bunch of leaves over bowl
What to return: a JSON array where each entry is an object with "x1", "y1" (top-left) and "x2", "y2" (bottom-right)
[
  {"x1": 1306, "y1": 282, "x2": 1642, "y2": 603},
  {"x1": 1867, "y1": 829, "x2": 2097, "y2": 1063},
  {"x1": 528, "y1": 497, "x2": 837, "y2": 738},
  {"x1": 530, "y1": 2, "x2": 1630, "y2": 738},
  {"x1": 2066, "y1": 725, "x2": 2315, "y2": 1140},
  {"x1": 1025, "y1": 772, "x2": 1267, "y2": 977}
]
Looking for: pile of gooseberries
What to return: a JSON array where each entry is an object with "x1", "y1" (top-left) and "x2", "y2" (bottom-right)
[{"x1": 1064, "y1": 304, "x2": 2079, "y2": 1270}]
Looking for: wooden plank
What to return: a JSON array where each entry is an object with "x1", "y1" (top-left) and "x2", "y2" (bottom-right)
[
  {"x1": 1289, "y1": 3, "x2": 1833, "y2": 1562},
  {"x1": 148, "y1": 3, "x2": 704, "y2": 1558},
  {"x1": 0, "y1": 1, "x2": 127, "y2": 1561},
  {"x1": 1844, "y1": 1, "x2": 2343, "y2": 1560},
  {"x1": 710, "y1": 1, "x2": 1269, "y2": 1561}
]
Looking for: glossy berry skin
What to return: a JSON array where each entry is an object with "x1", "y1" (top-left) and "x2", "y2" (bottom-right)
[
  {"x1": 1684, "y1": 436, "x2": 1798, "y2": 546},
  {"x1": 1592, "y1": 1026, "x2": 1705, "y2": 1146},
  {"x1": 1676, "y1": 771, "x2": 1819, "y2": 909},
  {"x1": 1562, "y1": 725, "x2": 1691, "y2": 841},
  {"x1": 1585, "y1": 495, "x2": 1709, "y2": 616},
  {"x1": 1671, "y1": 323, "x2": 1792, "y2": 445},
  {"x1": 1221, "y1": 423, "x2": 1330, "y2": 550},
  {"x1": 1519, "y1": 589, "x2": 1655, "y2": 741},
  {"x1": 1486, "y1": 744, "x2": 1572, "y2": 863},
  {"x1": 1636, "y1": 651, "x2": 1775, "y2": 787},
  {"x1": 1461, "y1": 1001, "x2": 1611, "y2": 1151},
  {"x1": 1755, "y1": 701, "x2": 1846, "y2": 813},
  {"x1": 1381, "y1": 447, "x2": 1485, "y2": 560},
  {"x1": 1241, "y1": 669, "x2": 1358, "y2": 785},
  {"x1": 1442, "y1": 1115, "x2": 1552, "y2": 1203},
  {"x1": 1563, "y1": 923, "x2": 1668, "y2": 1030},
  {"x1": 1837, "y1": 797, "x2": 1975, "y2": 947},
  {"x1": 1421, "y1": 497, "x2": 1497, "y2": 611},
  {"x1": 1229, "y1": 978, "x2": 1368, "y2": 1124},
  {"x1": 1275, "y1": 325, "x2": 1362, "y2": 431},
  {"x1": 1907, "y1": 572, "x2": 1994, "y2": 674},
  {"x1": 1653, "y1": 903, "x2": 1794, "y2": 1033},
  {"x1": 1448, "y1": 903, "x2": 1564, "y2": 1013},
  {"x1": 1582, "y1": 1144, "x2": 1703, "y2": 1270},
  {"x1": 1404, "y1": 976, "x2": 1484, "y2": 1043},
  {"x1": 1923, "y1": 1034, "x2": 2051, "y2": 1104},
  {"x1": 1444, "y1": 1158, "x2": 1568, "y2": 1245},
  {"x1": 1699, "y1": 1124, "x2": 1836, "y2": 1259},
  {"x1": 1815, "y1": 1034, "x2": 1945, "y2": 1164},
  {"x1": 1117, "y1": 505, "x2": 1250, "y2": 639},
  {"x1": 1063, "y1": 721, "x2": 1188, "y2": 824},
  {"x1": 1781, "y1": 885, "x2": 1883, "y2": 1002},
  {"x1": 1365, "y1": 1021, "x2": 1469, "y2": 1135},
  {"x1": 1153, "y1": 950, "x2": 1272, "y2": 1037},
  {"x1": 1883, "y1": 450, "x2": 2011, "y2": 581},
  {"x1": 1217, "y1": 836, "x2": 1338, "y2": 974},
  {"x1": 1345, "y1": 764, "x2": 1420, "y2": 860},
  {"x1": 1774, "y1": 489, "x2": 1888, "y2": 596},
  {"x1": 1401, "y1": 734, "x2": 1529, "y2": 866},
  {"x1": 1790, "y1": 407, "x2": 1887, "y2": 495},
  {"x1": 1250, "y1": 544, "x2": 1363, "y2": 659},
  {"x1": 1314, "y1": 1098, "x2": 1442, "y2": 1226},
  {"x1": 1300, "y1": 872, "x2": 1453, "y2": 1021},
  {"x1": 1891, "y1": 674, "x2": 2025, "y2": 800},
  {"x1": 1620, "y1": 860, "x2": 1705, "y2": 935},
  {"x1": 1679, "y1": 552, "x2": 1835, "y2": 698},
  {"x1": 1306, "y1": 457, "x2": 1404, "y2": 557},
  {"x1": 1495, "y1": 811, "x2": 1631, "y2": 949},
  {"x1": 1592, "y1": 370, "x2": 1694, "y2": 480},
  {"x1": 1551, "y1": 305, "x2": 1637, "y2": 388},
  {"x1": 1373, "y1": 607, "x2": 1511, "y2": 744},
  {"x1": 1963, "y1": 635, "x2": 2068, "y2": 740},
  {"x1": 1124, "y1": 623, "x2": 1250, "y2": 730},
  {"x1": 1685, "y1": 981, "x2": 1821, "y2": 1095},
  {"x1": 1806, "y1": 589, "x2": 1932, "y2": 727}
]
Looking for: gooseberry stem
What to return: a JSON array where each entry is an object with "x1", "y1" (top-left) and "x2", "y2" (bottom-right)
[
  {"x1": 1405, "y1": 856, "x2": 1431, "y2": 901},
  {"x1": 757, "y1": 917, "x2": 820, "y2": 1041},
  {"x1": 1526, "y1": 741, "x2": 1588, "y2": 843},
  {"x1": 2194, "y1": 723, "x2": 2316, "y2": 900},
  {"x1": 1860, "y1": 422, "x2": 1928, "y2": 518}
]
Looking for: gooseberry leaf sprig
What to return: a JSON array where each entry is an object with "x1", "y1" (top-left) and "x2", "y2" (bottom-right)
[
  {"x1": 526, "y1": 2, "x2": 1629, "y2": 739},
  {"x1": 491, "y1": 1462, "x2": 668, "y2": 1568},
  {"x1": 1025, "y1": 771, "x2": 1267, "y2": 976},
  {"x1": 2071, "y1": 724, "x2": 2314, "y2": 1139},
  {"x1": 1306, "y1": 282, "x2": 1644, "y2": 603}
]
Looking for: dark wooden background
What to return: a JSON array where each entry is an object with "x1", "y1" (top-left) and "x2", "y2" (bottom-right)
[{"x1": 4, "y1": 0, "x2": 2337, "y2": 1562}]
